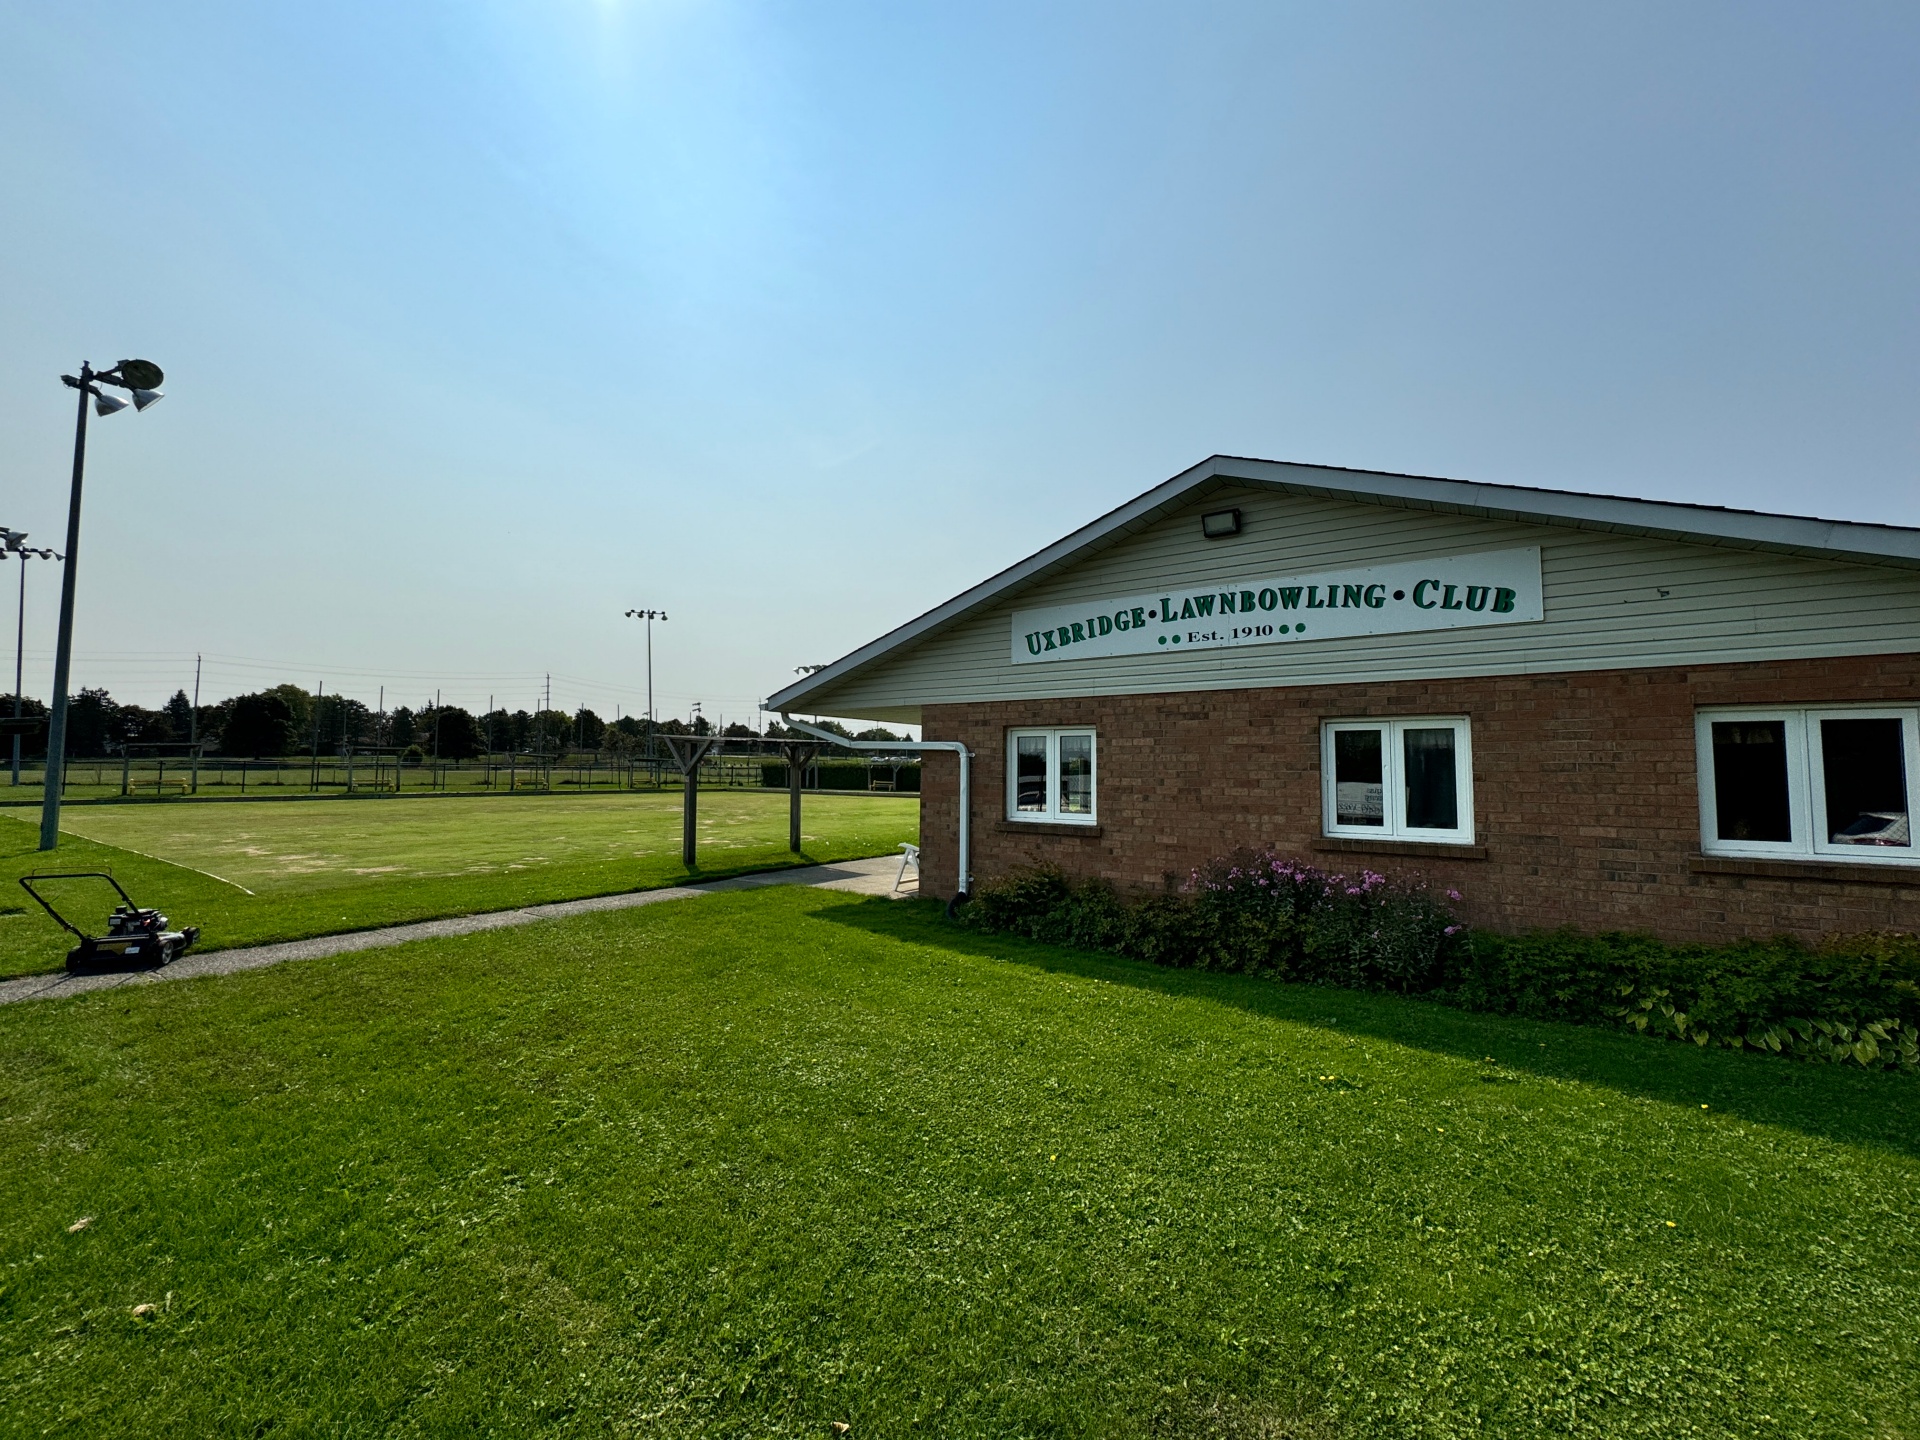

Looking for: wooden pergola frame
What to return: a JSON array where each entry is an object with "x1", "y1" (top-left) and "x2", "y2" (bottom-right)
[{"x1": 655, "y1": 734, "x2": 844, "y2": 868}]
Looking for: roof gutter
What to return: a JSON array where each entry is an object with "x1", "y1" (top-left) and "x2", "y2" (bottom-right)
[{"x1": 778, "y1": 714, "x2": 972, "y2": 904}]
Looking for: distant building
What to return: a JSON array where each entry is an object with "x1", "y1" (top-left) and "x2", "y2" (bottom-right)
[{"x1": 770, "y1": 456, "x2": 1920, "y2": 942}]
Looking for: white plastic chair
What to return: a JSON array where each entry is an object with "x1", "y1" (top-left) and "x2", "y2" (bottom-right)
[{"x1": 893, "y1": 842, "x2": 921, "y2": 893}]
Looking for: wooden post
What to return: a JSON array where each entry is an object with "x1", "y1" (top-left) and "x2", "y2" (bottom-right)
[
  {"x1": 780, "y1": 741, "x2": 819, "y2": 853},
  {"x1": 662, "y1": 735, "x2": 719, "y2": 869}
]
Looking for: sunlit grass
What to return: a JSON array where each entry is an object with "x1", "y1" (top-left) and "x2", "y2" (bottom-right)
[
  {"x1": 1, "y1": 887, "x2": 1913, "y2": 1436},
  {"x1": 0, "y1": 794, "x2": 917, "y2": 977}
]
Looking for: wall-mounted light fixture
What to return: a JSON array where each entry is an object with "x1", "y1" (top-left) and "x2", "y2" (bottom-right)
[{"x1": 1201, "y1": 508, "x2": 1242, "y2": 539}]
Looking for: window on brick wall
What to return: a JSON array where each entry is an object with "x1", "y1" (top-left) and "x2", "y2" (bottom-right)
[
  {"x1": 1697, "y1": 707, "x2": 1920, "y2": 863},
  {"x1": 1321, "y1": 718, "x2": 1474, "y2": 844},
  {"x1": 1006, "y1": 728, "x2": 1097, "y2": 825}
]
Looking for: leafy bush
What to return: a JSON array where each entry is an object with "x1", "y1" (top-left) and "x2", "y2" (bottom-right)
[
  {"x1": 961, "y1": 853, "x2": 1920, "y2": 1070},
  {"x1": 1451, "y1": 929, "x2": 1920, "y2": 1068},
  {"x1": 964, "y1": 851, "x2": 1462, "y2": 990}
]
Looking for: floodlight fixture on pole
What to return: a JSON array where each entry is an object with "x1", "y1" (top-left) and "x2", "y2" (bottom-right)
[
  {"x1": 40, "y1": 359, "x2": 166, "y2": 850},
  {"x1": 623, "y1": 608, "x2": 668, "y2": 756},
  {"x1": 3, "y1": 530, "x2": 62, "y2": 787}
]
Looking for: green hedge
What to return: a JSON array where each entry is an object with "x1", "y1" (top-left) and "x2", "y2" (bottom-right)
[
  {"x1": 1451, "y1": 929, "x2": 1920, "y2": 1067},
  {"x1": 961, "y1": 852, "x2": 1920, "y2": 1070}
]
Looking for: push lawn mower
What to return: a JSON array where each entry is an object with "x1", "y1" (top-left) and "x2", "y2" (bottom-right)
[{"x1": 18, "y1": 873, "x2": 201, "y2": 974}]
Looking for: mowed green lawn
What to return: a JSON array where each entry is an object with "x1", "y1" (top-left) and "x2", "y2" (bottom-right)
[
  {"x1": 0, "y1": 793, "x2": 917, "y2": 976},
  {"x1": 1, "y1": 887, "x2": 1913, "y2": 1438}
]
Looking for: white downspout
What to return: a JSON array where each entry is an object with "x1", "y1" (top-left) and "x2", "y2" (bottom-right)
[{"x1": 778, "y1": 714, "x2": 972, "y2": 902}]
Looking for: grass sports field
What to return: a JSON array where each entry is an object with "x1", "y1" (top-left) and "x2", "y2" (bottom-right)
[
  {"x1": 0, "y1": 792, "x2": 918, "y2": 977},
  {"x1": 1, "y1": 886, "x2": 1913, "y2": 1436}
]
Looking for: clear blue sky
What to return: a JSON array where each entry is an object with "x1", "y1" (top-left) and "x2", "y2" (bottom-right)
[{"x1": 2, "y1": 2, "x2": 1915, "y2": 726}]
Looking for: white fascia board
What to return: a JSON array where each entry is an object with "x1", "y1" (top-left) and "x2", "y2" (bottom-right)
[{"x1": 766, "y1": 454, "x2": 1920, "y2": 713}]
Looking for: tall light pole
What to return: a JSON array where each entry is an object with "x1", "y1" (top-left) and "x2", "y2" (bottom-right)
[
  {"x1": 623, "y1": 608, "x2": 667, "y2": 756},
  {"x1": 41, "y1": 359, "x2": 165, "y2": 850},
  {"x1": 2, "y1": 531, "x2": 61, "y2": 786}
]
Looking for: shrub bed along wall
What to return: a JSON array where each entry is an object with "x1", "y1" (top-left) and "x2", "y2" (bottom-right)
[{"x1": 960, "y1": 851, "x2": 1920, "y2": 1070}]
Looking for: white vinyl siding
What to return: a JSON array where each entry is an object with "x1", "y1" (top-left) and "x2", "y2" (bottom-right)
[
  {"x1": 800, "y1": 484, "x2": 1920, "y2": 723},
  {"x1": 1697, "y1": 706, "x2": 1920, "y2": 865}
]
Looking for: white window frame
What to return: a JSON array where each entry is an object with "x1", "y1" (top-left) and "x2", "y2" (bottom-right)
[
  {"x1": 1321, "y1": 717, "x2": 1475, "y2": 845},
  {"x1": 1696, "y1": 705, "x2": 1920, "y2": 865},
  {"x1": 1006, "y1": 727, "x2": 1098, "y2": 825}
]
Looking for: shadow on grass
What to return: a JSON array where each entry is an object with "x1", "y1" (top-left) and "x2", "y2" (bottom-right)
[{"x1": 814, "y1": 895, "x2": 1920, "y2": 1161}]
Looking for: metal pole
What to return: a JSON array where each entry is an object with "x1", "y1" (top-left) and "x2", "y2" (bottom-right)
[
  {"x1": 11, "y1": 553, "x2": 24, "y2": 785},
  {"x1": 310, "y1": 681, "x2": 323, "y2": 791},
  {"x1": 646, "y1": 616, "x2": 654, "y2": 759},
  {"x1": 38, "y1": 368, "x2": 91, "y2": 850},
  {"x1": 189, "y1": 653, "x2": 200, "y2": 793}
]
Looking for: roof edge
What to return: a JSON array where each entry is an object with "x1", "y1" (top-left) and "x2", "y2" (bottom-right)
[{"x1": 767, "y1": 455, "x2": 1920, "y2": 712}]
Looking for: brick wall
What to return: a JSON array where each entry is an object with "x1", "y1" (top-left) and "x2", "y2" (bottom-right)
[{"x1": 915, "y1": 653, "x2": 1920, "y2": 943}]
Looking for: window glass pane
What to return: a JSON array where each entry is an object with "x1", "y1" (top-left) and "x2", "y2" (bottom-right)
[
  {"x1": 1821, "y1": 718, "x2": 1910, "y2": 847},
  {"x1": 1403, "y1": 727, "x2": 1459, "y2": 830},
  {"x1": 1333, "y1": 729, "x2": 1384, "y2": 827},
  {"x1": 1014, "y1": 735, "x2": 1048, "y2": 813},
  {"x1": 1058, "y1": 733, "x2": 1094, "y2": 815},
  {"x1": 1711, "y1": 720, "x2": 1793, "y2": 842}
]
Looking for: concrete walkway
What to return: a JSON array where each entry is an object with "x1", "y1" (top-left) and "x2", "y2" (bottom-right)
[{"x1": 0, "y1": 854, "x2": 915, "y2": 1008}]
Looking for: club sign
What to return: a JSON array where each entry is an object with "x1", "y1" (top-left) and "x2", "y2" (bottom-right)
[{"x1": 1010, "y1": 546, "x2": 1543, "y2": 665}]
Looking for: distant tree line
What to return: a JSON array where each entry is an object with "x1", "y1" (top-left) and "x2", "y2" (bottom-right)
[{"x1": 2, "y1": 686, "x2": 906, "y2": 761}]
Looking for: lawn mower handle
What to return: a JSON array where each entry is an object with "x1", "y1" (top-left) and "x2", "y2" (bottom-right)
[{"x1": 17, "y1": 873, "x2": 137, "y2": 940}]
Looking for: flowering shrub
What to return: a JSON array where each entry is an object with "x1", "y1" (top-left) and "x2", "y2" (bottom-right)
[
  {"x1": 961, "y1": 853, "x2": 1920, "y2": 1069},
  {"x1": 1184, "y1": 850, "x2": 1461, "y2": 990},
  {"x1": 962, "y1": 850, "x2": 1465, "y2": 992}
]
